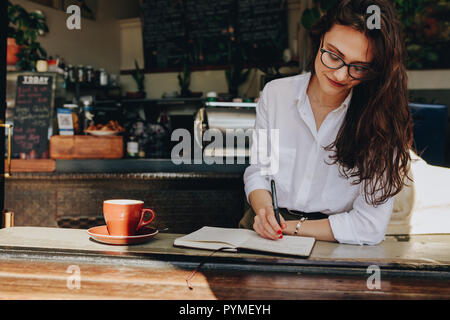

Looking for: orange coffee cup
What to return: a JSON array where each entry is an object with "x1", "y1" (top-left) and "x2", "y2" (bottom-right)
[{"x1": 103, "y1": 200, "x2": 155, "y2": 236}]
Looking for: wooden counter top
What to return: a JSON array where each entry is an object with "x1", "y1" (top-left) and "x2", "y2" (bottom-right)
[{"x1": 1, "y1": 227, "x2": 449, "y2": 270}]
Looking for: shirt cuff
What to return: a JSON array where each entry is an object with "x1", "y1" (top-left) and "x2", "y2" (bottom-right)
[
  {"x1": 328, "y1": 212, "x2": 364, "y2": 246},
  {"x1": 244, "y1": 174, "x2": 271, "y2": 203},
  {"x1": 328, "y1": 191, "x2": 394, "y2": 246}
]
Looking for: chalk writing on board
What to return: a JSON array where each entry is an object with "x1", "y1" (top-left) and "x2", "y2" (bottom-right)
[
  {"x1": 141, "y1": 0, "x2": 287, "y2": 70},
  {"x1": 12, "y1": 75, "x2": 53, "y2": 159}
]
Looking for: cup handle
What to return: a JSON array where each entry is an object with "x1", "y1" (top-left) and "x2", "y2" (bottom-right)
[{"x1": 137, "y1": 208, "x2": 155, "y2": 230}]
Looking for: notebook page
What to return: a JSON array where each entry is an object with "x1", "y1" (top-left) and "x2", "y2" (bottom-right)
[
  {"x1": 241, "y1": 232, "x2": 315, "y2": 257},
  {"x1": 173, "y1": 227, "x2": 254, "y2": 250}
]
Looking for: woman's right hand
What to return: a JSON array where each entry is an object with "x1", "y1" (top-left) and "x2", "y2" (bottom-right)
[{"x1": 253, "y1": 205, "x2": 287, "y2": 240}]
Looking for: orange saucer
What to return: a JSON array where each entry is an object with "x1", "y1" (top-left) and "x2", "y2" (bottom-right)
[{"x1": 87, "y1": 225, "x2": 158, "y2": 245}]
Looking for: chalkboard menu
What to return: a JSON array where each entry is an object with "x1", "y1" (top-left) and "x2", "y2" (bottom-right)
[
  {"x1": 141, "y1": 0, "x2": 287, "y2": 70},
  {"x1": 12, "y1": 75, "x2": 54, "y2": 159}
]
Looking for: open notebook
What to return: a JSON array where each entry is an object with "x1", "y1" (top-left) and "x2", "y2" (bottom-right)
[{"x1": 173, "y1": 227, "x2": 316, "y2": 258}]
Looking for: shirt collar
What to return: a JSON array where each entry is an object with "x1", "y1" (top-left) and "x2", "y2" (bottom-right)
[
  {"x1": 297, "y1": 72, "x2": 353, "y2": 114},
  {"x1": 296, "y1": 72, "x2": 312, "y2": 106},
  {"x1": 333, "y1": 89, "x2": 353, "y2": 114}
]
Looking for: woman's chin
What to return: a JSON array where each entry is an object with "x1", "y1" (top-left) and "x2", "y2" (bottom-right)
[
  {"x1": 318, "y1": 76, "x2": 350, "y2": 94},
  {"x1": 320, "y1": 80, "x2": 346, "y2": 94}
]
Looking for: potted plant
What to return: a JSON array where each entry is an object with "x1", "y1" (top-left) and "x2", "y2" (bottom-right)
[
  {"x1": 226, "y1": 60, "x2": 251, "y2": 99},
  {"x1": 178, "y1": 59, "x2": 192, "y2": 98},
  {"x1": 224, "y1": 25, "x2": 251, "y2": 99},
  {"x1": 127, "y1": 60, "x2": 146, "y2": 99},
  {"x1": 7, "y1": 1, "x2": 49, "y2": 70}
]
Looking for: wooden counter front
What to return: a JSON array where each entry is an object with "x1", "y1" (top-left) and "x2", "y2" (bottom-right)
[{"x1": 1, "y1": 257, "x2": 448, "y2": 300}]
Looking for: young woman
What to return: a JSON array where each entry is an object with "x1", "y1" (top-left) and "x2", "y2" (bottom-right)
[{"x1": 239, "y1": 0, "x2": 413, "y2": 245}]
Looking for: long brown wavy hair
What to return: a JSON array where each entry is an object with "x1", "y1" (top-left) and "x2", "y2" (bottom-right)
[{"x1": 307, "y1": 0, "x2": 413, "y2": 206}]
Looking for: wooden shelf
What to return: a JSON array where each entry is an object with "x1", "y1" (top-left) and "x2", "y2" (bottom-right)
[
  {"x1": 49, "y1": 135, "x2": 124, "y2": 160},
  {"x1": 119, "y1": 60, "x2": 293, "y2": 75},
  {"x1": 94, "y1": 97, "x2": 205, "y2": 107},
  {"x1": 5, "y1": 159, "x2": 56, "y2": 173}
]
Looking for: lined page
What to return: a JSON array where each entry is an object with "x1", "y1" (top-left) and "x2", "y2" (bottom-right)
[
  {"x1": 173, "y1": 227, "x2": 254, "y2": 250},
  {"x1": 241, "y1": 232, "x2": 315, "y2": 257}
]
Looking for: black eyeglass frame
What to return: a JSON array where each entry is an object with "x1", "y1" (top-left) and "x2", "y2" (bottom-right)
[{"x1": 319, "y1": 47, "x2": 376, "y2": 81}]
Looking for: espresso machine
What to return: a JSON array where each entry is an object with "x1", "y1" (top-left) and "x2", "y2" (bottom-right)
[{"x1": 194, "y1": 101, "x2": 256, "y2": 161}]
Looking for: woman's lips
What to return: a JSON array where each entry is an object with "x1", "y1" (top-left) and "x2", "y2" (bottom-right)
[{"x1": 326, "y1": 76, "x2": 345, "y2": 88}]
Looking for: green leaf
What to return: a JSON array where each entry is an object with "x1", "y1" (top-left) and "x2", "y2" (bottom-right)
[
  {"x1": 426, "y1": 51, "x2": 439, "y2": 62},
  {"x1": 7, "y1": 26, "x2": 16, "y2": 38},
  {"x1": 14, "y1": 30, "x2": 24, "y2": 44},
  {"x1": 38, "y1": 46, "x2": 47, "y2": 59},
  {"x1": 301, "y1": 7, "x2": 321, "y2": 30}
]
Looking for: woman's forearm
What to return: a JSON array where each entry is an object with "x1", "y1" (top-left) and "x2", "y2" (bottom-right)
[
  {"x1": 285, "y1": 219, "x2": 337, "y2": 242},
  {"x1": 248, "y1": 189, "x2": 273, "y2": 214},
  {"x1": 249, "y1": 189, "x2": 338, "y2": 242}
]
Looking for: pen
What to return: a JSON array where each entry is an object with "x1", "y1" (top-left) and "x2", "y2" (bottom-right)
[{"x1": 270, "y1": 179, "x2": 281, "y2": 228}]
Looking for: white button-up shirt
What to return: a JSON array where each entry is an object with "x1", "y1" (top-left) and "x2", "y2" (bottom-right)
[{"x1": 244, "y1": 72, "x2": 393, "y2": 245}]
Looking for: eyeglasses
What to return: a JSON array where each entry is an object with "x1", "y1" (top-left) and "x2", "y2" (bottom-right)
[{"x1": 320, "y1": 47, "x2": 375, "y2": 80}]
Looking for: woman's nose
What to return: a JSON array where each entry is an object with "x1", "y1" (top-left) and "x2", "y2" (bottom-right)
[{"x1": 333, "y1": 66, "x2": 349, "y2": 82}]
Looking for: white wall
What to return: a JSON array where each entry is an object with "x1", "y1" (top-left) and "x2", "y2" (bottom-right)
[
  {"x1": 12, "y1": 0, "x2": 122, "y2": 74},
  {"x1": 407, "y1": 70, "x2": 450, "y2": 90}
]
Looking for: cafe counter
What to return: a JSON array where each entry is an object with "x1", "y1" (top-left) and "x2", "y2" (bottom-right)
[
  {"x1": 0, "y1": 226, "x2": 449, "y2": 300},
  {"x1": 3, "y1": 160, "x2": 450, "y2": 300},
  {"x1": 5, "y1": 159, "x2": 248, "y2": 233}
]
